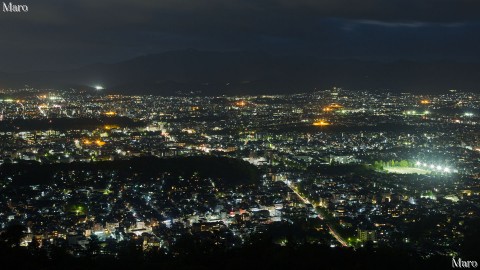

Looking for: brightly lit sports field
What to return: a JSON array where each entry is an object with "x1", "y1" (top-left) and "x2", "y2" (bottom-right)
[{"x1": 383, "y1": 167, "x2": 431, "y2": 175}]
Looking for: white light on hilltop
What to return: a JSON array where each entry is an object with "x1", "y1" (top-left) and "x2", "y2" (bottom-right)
[{"x1": 95, "y1": 85, "x2": 104, "y2": 90}]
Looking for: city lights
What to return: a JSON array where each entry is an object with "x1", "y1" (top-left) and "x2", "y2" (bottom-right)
[
  {"x1": 0, "y1": 0, "x2": 478, "y2": 266},
  {"x1": 0, "y1": 87, "x2": 475, "y2": 265},
  {"x1": 104, "y1": 111, "x2": 117, "y2": 116},
  {"x1": 416, "y1": 161, "x2": 453, "y2": 173},
  {"x1": 313, "y1": 120, "x2": 331, "y2": 126}
]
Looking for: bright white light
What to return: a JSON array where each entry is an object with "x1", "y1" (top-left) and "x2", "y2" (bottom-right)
[
  {"x1": 95, "y1": 85, "x2": 104, "y2": 90},
  {"x1": 416, "y1": 161, "x2": 421, "y2": 166},
  {"x1": 436, "y1": 165, "x2": 442, "y2": 171},
  {"x1": 464, "y1": 112, "x2": 474, "y2": 117},
  {"x1": 430, "y1": 164, "x2": 435, "y2": 169},
  {"x1": 444, "y1": 168, "x2": 450, "y2": 173}
]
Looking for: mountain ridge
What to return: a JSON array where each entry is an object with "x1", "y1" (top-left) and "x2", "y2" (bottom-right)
[{"x1": 1, "y1": 50, "x2": 479, "y2": 95}]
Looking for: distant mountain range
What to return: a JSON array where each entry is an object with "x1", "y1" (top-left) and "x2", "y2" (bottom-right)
[{"x1": 1, "y1": 50, "x2": 479, "y2": 95}]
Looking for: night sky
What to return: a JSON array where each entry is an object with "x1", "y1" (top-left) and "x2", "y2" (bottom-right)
[{"x1": 1, "y1": 0, "x2": 480, "y2": 72}]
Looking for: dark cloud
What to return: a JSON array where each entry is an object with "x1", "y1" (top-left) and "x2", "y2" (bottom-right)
[{"x1": 0, "y1": 0, "x2": 479, "y2": 71}]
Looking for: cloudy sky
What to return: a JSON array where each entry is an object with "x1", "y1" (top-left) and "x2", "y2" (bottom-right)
[{"x1": 1, "y1": 0, "x2": 480, "y2": 71}]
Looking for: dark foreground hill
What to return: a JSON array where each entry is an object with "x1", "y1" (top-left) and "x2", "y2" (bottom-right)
[{"x1": 0, "y1": 236, "x2": 455, "y2": 270}]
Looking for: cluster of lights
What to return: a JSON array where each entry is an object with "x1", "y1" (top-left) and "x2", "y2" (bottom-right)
[
  {"x1": 323, "y1": 103, "x2": 343, "y2": 112},
  {"x1": 235, "y1": 101, "x2": 247, "y2": 107},
  {"x1": 104, "y1": 124, "x2": 120, "y2": 130},
  {"x1": 83, "y1": 139, "x2": 106, "y2": 147},
  {"x1": 313, "y1": 120, "x2": 330, "y2": 126},
  {"x1": 415, "y1": 161, "x2": 451, "y2": 173},
  {"x1": 404, "y1": 110, "x2": 430, "y2": 115}
]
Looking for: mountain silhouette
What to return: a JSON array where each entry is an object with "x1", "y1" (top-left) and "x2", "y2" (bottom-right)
[{"x1": 1, "y1": 50, "x2": 479, "y2": 95}]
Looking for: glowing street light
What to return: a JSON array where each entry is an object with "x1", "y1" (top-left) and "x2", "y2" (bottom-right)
[{"x1": 417, "y1": 161, "x2": 453, "y2": 173}]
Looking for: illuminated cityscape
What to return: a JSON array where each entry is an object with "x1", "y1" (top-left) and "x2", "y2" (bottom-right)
[
  {"x1": 0, "y1": 86, "x2": 478, "y2": 268},
  {"x1": 1, "y1": 0, "x2": 480, "y2": 269}
]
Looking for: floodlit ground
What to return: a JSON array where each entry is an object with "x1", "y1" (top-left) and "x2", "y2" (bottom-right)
[{"x1": 383, "y1": 167, "x2": 430, "y2": 175}]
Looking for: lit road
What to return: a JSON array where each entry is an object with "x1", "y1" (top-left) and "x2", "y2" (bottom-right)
[
  {"x1": 285, "y1": 182, "x2": 348, "y2": 247},
  {"x1": 325, "y1": 223, "x2": 348, "y2": 247}
]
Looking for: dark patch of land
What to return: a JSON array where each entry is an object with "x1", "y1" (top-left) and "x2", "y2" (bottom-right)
[
  {"x1": 0, "y1": 232, "x2": 455, "y2": 270},
  {"x1": 0, "y1": 156, "x2": 260, "y2": 187},
  {"x1": 307, "y1": 164, "x2": 374, "y2": 176},
  {"x1": 0, "y1": 117, "x2": 144, "y2": 132}
]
